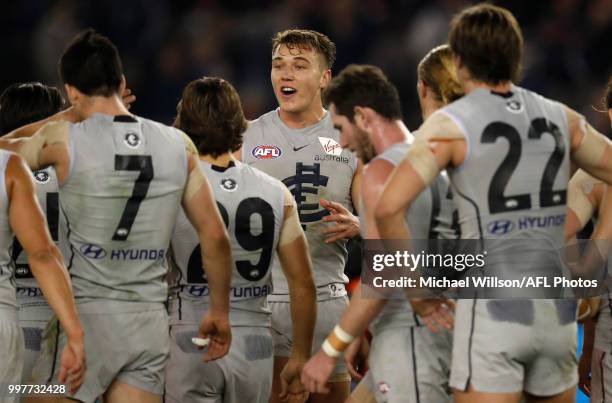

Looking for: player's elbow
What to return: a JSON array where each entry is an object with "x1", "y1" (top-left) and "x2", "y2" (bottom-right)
[
  {"x1": 204, "y1": 224, "x2": 231, "y2": 255},
  {"x1": 375, "y1": 203, "x2": 400, "y2": 228},
  {"x1": 28, "y1": 244, "x2": 63, "y2": 272}
]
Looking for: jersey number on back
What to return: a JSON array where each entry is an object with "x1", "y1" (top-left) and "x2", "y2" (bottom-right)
[
  {"x1": 113, "y1": 155, "x2": 154, "y2": 241},
  {"x1": 187, "y1": 197, "x2": 275, "y2": 283},
  {"x1": 482, "y1": 118, "x2": 566, "y2": 214}
]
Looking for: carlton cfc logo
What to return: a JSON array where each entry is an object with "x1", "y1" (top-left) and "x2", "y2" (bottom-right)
[{"x1": 252, "y1": 145, "x2": 281, "y2": 160}]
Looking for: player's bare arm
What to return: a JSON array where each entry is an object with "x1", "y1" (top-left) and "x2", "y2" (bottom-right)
[
  {"x1": 277, "y1": 186, "x2": 317, "y2": 402},
  {"x1": 181, "y1": 141, "x2": 233, "y2": 362},
  {"x1": 567, "y1": 106, "x2": 612, "y2": 185},
  {"x1": 7, "y1": 154, "x2": 85, "y2": 393},
  {"x1": 375, "y1": 112, "x2": 464, "y2": 240}
]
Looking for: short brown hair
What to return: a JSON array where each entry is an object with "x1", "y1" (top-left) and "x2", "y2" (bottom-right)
[
  {"x1": 418, "y1": 45, "x2": 464, "y2": 105},
  {"x1": 174, "y1": 77, "x2": 247, "y2": 158},
  {"x1": 323, "y1": 64, "x2": 401, "y2": 121},
  {"x1": 449, "y1": 4, "x2": 523, "y2": 85},
  {"x1": 272, "y1": 29, "x2": 336, "y2": 69}
]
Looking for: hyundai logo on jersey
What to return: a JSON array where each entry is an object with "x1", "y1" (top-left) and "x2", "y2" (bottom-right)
[
  {"x1": 252, "y1": 145, "x2": 281, "y2": 159},
  {"x1": 80, "y1": 244, "x2": 108, "y2": 259},
  {"x1": 487, "y1": 219, "x2": 515, "y2": 235}
]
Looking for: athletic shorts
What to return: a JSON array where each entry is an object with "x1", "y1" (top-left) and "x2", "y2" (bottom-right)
[
  {"x1": 367, "y1": 325, "x2": 452, "y2": 403},
  {"x1": 591, "y1": 348, "x2": 612, "y2": 403},
  {"x1": 450, "y1": 299, "x2": 578, "y2": 396},
  {"x1": 0, "y1": 309, "x2": 23, "y2": 403},
  {"x1": 19, "y1": 305, "x2": 53, "y2": 383},
  {"x1": 270, "y1": 296, "x2": 349, "y2": 379},
  {"x1": 166, "y1": 324, "x2": 273, "y2": 403},
  {"x1": 31, "y1": 301, "x2": 169, "y2": 403}
]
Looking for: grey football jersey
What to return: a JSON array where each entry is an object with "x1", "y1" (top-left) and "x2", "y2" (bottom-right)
[
  {"x1": 14, "y1": 167, "x2": 60, "y2": 308},
  {"x1": 366, "y1": 142, "x2": 458, "y2": 332},
  {"x1": 0, "y1": 151, "x2": 16, "y2": 310},
  {"x1": 442, "y1": 86, "x2": 570, "y2": 281},
  {"x1": 59, "y1": 114, "x2": 187, "y2": 303},
  {"x1": 169, "y1": 160, "x2": 285, "y2": 327},
  {"x1": 242, "y1": 109, "x2": 357, "y2": 301}
]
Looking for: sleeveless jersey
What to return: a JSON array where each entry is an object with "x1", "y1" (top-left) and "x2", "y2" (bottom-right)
[
  {"x1": 14, "y1": 167, "x2": 60, "y2": 310},
  {"x1": 169, "y1": 160, "x2": 285, "y2": 327},
  {"x1": 365, "y1": 142, "x2": 457, "y2": 332},
  {"x1": 59, "y1": 113, "x2": 187, "y2": 303},
  {"x1": 242, "y1": 109, "x2": 357, "y2": 301},
  {"x1": 441, "y1": 86, "x2": 570, "y2": 284},
  {"x1": 0, "y1": 151, "x2": 17, "y2": 311}
]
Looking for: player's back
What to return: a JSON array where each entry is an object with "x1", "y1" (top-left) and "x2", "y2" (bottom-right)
[
  {"x1": 60, "y1": 113, "x2": 187, "y2": 303},
  {"x1": 442, "y1": 85, "x2": 570, "y2": 288},
  {"x1": 169, "y1": 159, "x2": 285, "y2": 327},
  {"x1": 0, "y1": 150, "x2": 16, "y2": 313}
]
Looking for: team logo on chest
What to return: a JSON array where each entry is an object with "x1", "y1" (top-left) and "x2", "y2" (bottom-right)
[
  {"x1": 33, "y1": 168, "x2": 51, "y2": 184},
  {"x1": 220, "y1": 178, "x2": 238, "y2": 192},
  {"x1": 282, "y1": 163, "x2": 330, "y2": 225},
  {"x1": 252, "y1": 145, "x2": 281, "y2": 159},
  {"x1": 124, "y1": 132, "x2": 141, "y2": 148}
]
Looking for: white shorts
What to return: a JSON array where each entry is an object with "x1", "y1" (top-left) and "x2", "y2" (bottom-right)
[
  {"x1": 368, "y1": 325, "x2": 452, "y2": 403},
  {"x1": 32, "y1": 301, "x2": 169, "y2": 402},
  {"x1": 166, "y1": 324, "x2": 273, "y2": 403},
  {"x1": 451, "y1": 299, "x2": 577, "y2": 396},
  {"x1": 0, "y1": 310, "x2": 23, "y2": 403}
]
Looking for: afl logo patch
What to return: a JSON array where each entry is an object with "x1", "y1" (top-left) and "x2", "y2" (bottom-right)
[
  {"x1": 252, "y1": 145, "x2": 281, "y2": 159},
  {"x1": 220, "y1": 178, "x2": 237, "y2": 192},
  {"x1": 33, "y1": 169, "x2": 50, "y2": 184},
  {"x1": 506, "y1": 100, "x2": 523, "y2": 113},
  {"x1": 124, "y1": 132, "x2": 141, "y2": 148}
]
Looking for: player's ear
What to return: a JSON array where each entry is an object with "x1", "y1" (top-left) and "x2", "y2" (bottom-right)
[
  {"x1": 320, "y1": 68, "x2": 331, "y2": 89},
  {"x1": 354, "y1": 106, "x2": 370, "y2": 132},
  {"x1": 119, "y1": 75, "x2": 127, "y2": 95},
  {"x1": 417, "y1": 80, "x2": 428, "y2": 101},
  {"x1": 64, "y1": 84, "x2": 79, "y2": 106}
]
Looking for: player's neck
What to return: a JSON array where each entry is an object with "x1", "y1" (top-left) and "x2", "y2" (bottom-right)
[
  {"x1": 462, "y1": 79, "x2": 513, "y2": 95},
  {"x1": 278, "y1": 105, "x2": 326, "y2": 129},
  {"x1": 374, "y1": 119, "x2": 411, "y2": 155},
  {"x1": 199, "y1": 152, "x2": 234, "y2": 167},
  {"x1": 78, "y1": 94, "x2": 131, "y2": 120}
]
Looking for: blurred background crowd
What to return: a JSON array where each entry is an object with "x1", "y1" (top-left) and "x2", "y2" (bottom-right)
[{"x1": 2, "y1": 0, "x2": 611, "y2": 134}]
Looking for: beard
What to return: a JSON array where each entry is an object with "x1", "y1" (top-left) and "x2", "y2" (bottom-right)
[{"x1": 356, "y1": 138, "x2": 377, "y2": 164}]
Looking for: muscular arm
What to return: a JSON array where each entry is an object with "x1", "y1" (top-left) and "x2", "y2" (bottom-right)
[
  {"x1": 1, "y1": 107, "x2": 77, "y2": 140},
  {"x1": 277, "y1": 186, "x2": 316, "y2": 360},
  {"x1": 350, "y1": 160, "x2": 363, "y2": 213},
  {"x1": 375, "y1": 112, "x2": 465, "y2": 240},
  {"x1": 7, "y1": 154, "x2": 82, "y2": 339}
]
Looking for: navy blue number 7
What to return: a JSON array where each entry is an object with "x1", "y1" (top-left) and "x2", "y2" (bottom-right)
[{"x1": 113, "y1": 155, "x2": 154, "y2": 241}]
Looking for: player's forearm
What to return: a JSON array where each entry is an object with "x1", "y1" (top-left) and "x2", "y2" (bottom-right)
[
  {"x1": 582, "y1": 318, "x2": 596, "y2": 355},
  {"x1": 337, "y1": 292, "x2": 386, "y2": 338},
  {"x1": 2, "y1": 107, "x2": 77, "y2": 140},
  {"x1": 201, "y1": 232, "x2": 232, "y2": 314},
  {"x1": 376, "y1": 210, "x2": 410, "y2": 240},
  {"x1": 29, "y1": 247, "x2": 83, "y2": 340},
  {"x1": 288, "y1": 276, "x2": 316, "y2": 360}
]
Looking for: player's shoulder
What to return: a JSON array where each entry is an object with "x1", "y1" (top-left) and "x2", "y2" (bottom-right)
[{"x1": 245, "y1": 109, "x2": 278, "y2": 132}]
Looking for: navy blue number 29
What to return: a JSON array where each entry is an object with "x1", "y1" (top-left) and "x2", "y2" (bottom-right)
[
  {"x1": 113, "y1": 155, "x2": 154, "y2": 241},
  {"x1": 187, "y1": 197, "x2": 275, "y2": 283}
]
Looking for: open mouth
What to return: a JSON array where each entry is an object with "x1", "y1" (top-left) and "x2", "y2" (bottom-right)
[{"x1": 280, "y1": 86, "x2": 297, "y2": 96}]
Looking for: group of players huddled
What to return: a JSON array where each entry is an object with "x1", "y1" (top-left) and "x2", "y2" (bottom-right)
[{"x1": 0, "y1": 3, "x2": 611, "y2": 403}]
